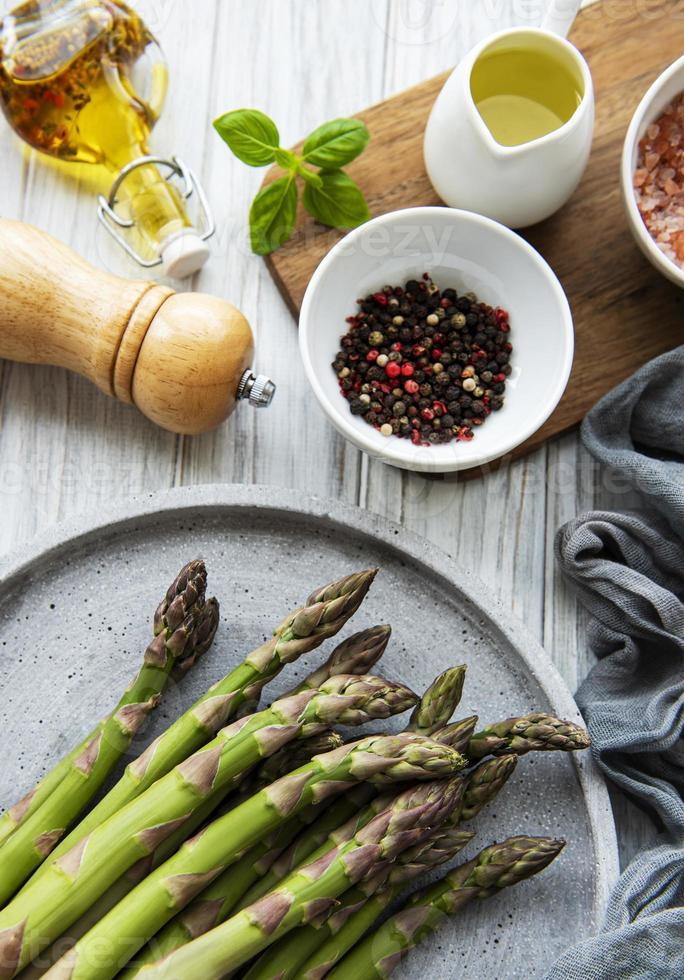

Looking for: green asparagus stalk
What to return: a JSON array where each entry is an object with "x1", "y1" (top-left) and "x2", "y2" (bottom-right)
[
  {"x1": 326, "y1": 836, "x2": 566, "y2": 979},
  {"x1": 250, "y1": 732, "x2": 346, "y2": 793},
  {"x1": 117, "y1": 778, "x2": 466, "y2": 980},
  {"x1": 0, "y1": 675, "x2": 418, "y2": 977},
  {"x1": 0, "y1": 731, "x2": 99, "y2": 850},
  {"x1": 303, "y1": 883, "x2": 395, "y2": 980},
  {"x1": 242, "y1": 824, "x2": 476, "y2": 980},
  {"x1": 0, "y1": 561, "x2": 216, "y2": 905},
  {"x1": 406, "y1": 666, "x2": 466, "y2": 735},
  {"x1": 235, "y1": 668, "x2": 470, "y2": 911},
  {"x1": 468, "y1": 712, "x2": 591, "y2": 760},
  {"x1": 432, "y1": 715, "x2": 478, "y2": 753},
  {"x1": 458, "y1": 753, "x2": 518, "y2": 821},
  {"x1": 282, "y1": 625, "x2": 391, "y2": 696},
  {"x1": 0, "y1": 561, "x2": 213, "y2": 851},
  {"x1": 238, "y1": 782, "x2": 379, "y2": 912},
  {"x1": 18, "y1": 773, "x2": 247, "y2": 980},
  {"x1": 117, "y1": 735, "x2": 349, "y2": 980},
  {"x1": 36, "y1": 734, "x2": 465, "y2": 980},
  {"x1": 293, "y1": 754, "x2": 519, "y2": 980},
  {"x1": 36, "y1": 569, "x2": 377, "y2": 877}
]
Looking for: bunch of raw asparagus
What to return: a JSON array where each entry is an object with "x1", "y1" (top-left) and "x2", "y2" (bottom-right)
[{"x1": 0, "y1": 560, "x2": 591, "y2": 980}]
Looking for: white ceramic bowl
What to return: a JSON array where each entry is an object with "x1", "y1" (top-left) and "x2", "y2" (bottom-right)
[
  {"x1": 299, "y1": 207, "x2": 574, "y2": 473},
  {"x1": 621, "y1": 55, "x2": 684, "y2": 288}
]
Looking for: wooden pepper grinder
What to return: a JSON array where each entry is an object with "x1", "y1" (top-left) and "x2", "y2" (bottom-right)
[{"x1": 0, "y1": 218, "x2": 275, "y2": 434}]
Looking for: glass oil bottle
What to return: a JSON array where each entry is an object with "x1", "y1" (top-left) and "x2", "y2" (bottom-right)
[{"x1": 0, "y1": 0, "x2": 214, "y2": 276}]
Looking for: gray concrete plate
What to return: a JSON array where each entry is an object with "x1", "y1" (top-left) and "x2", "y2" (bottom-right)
[{"x1": 0, "y1": 484, "x2": 618, "y2": 978}]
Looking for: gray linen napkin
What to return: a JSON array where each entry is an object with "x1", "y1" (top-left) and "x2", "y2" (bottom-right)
[{"x1": 545, "y1": 346, "x2": 684, "y2": 980}]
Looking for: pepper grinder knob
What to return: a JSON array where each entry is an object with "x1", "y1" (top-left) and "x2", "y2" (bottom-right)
[{"x1": 237, "y1": 371, "x2": 277, "y2": 407}]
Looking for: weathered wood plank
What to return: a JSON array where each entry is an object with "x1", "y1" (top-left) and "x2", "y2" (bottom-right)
[{"x1": 0, "y1": 0, "x2": 644, "y2": 869}]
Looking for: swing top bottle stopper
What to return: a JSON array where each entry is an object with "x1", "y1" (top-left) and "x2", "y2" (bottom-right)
[{"x1": 0, "y1": 0, "x2": 214, "y2": 277}]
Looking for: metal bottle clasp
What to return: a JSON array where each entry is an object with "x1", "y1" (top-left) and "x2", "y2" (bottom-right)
[{"x1": 96, "y1": 155, "x2": 216, "y2": 268}]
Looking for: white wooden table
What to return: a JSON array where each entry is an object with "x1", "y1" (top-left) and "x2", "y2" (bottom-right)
[{"x1": 0, "y1": 0, "x2": 652, "y2": 868}]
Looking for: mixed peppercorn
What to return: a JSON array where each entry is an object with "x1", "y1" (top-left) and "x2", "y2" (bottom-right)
[{"x1": 332, "y1": 275, "x2": 512, "y2": 446}]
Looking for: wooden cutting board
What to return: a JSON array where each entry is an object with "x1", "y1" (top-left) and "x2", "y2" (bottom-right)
[{"x1": 263, "y1": 0, "x2": 683, "y2": 465}]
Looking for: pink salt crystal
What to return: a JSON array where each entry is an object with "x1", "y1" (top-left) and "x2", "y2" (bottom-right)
[{"x1": 635, "y1": 91, "x2": 684, "y2": 269}]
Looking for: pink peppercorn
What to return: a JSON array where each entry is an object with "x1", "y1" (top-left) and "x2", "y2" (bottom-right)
[
  {"x1": 385, "y1": 362, "x2": 402, "y2": 379},
  {"x1": 401, "y1": 363, "x2": 414, "y2": 377},
  {"x1": 404, "y1": 379, "x2": 419, "y2": 394}
]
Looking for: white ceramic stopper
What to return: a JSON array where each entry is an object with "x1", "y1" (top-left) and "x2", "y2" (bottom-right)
[{"x1": 161, "y1": 230, "x2": 211, "y2": 278}]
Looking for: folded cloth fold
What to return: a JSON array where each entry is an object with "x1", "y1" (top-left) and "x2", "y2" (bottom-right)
[{"x1": 546, "y1": 347, "x2": 684, "y2": 980}]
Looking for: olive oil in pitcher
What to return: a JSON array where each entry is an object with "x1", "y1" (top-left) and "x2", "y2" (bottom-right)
[
  {"x1": 470, "y1": 45, "x2": 583, "y2": 147},
  {"x1": 0, "y1": 0, "x2": 214, "y2": 275}
]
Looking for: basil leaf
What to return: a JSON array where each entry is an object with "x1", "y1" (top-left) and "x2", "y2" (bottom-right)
[
  {"x1": 274, "y1": 147, "x2": 298, "y2": 172},
  {"x1": 297, "y1": 165, "x2": 323, "y2": 190},
  {"x1": 213, "y1": 109, "x2": 280, "y2": 167},
  {"x1": 249, "y1": 175, "x2": 298, "y2": 255},
  {"x1": 302, "y1": 170, "x2": 370, "y2": 229},
  {"x1": 303, "y1": 118, "x2": 370, "y2": 168}
]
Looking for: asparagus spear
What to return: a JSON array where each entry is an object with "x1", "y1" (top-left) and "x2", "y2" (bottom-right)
[
  {"x1": 116, "y1": 778, "x2": 466, "y2": 980},
  {"x1": 19, "y1": 767, "x2": 252, "y2": 980},
  {"x1": 36, "y1": 734, "x2": 465, "y2": 980},
  {"x1": 0, "y1": 560, "x2": 213, "y2": 851},
  {"x1": 326, "y1": 836, "x2": 566, "y2": 979},
  {"x1": 0, "y1": 731, "x2": 98, "y2": 850},
  {"x1": 406, "y1": 666, "x2": 466, "y2": 735},
  {"x1": 432, "y1": 715, "x2": 478, "y2": 753},
  {"x1": 0, "y1": 686, "x2": 427, "y2": 978},
  {"x1": 285, "y1": 756, "x2": 518, "y2": 980},
  {"x1": 0, "y1": 560, "x2": 215, "y2": 905},
  {"x1": 283, "y1": 625, "x2": 391, "y2": 696},
  {"x1": 242, "y1": 825, "x2": 476, "y2": 980},
  {"x1": 117, "y1": 735, "x2": 369, "y2": 980},
  {"x1": 251, "y1": 731, "x2": 346, "y2": 792},
  {"x1": 468, "y1": 712, "x2": 591, "y2": 760},
  {"x1": 290, "y1": 754, "x2": 519, "y2": 980},
  {"x1": 38, "y1": 569, "x2": 377, "y2": 875},
  {"x1": 236, "y1": 667, "x2": 470, "y2": 911},
  {"x1": 459, "y1": 753, "x2": 518, "y2": 821},
  {"x1": 88, "y1": 731, "x2": 342, "y2": 980}
]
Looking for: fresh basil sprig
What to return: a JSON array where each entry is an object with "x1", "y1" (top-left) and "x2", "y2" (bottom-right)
[{"x1": 213, "y1": 109, "x2": 371, "y2": 255}]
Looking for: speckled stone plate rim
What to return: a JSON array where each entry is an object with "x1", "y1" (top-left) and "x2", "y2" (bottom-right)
[{"x1": 0, "y1": 482, "x2": 619, "y2": 923}]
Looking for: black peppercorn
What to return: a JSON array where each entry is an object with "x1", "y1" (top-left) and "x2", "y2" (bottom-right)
[{"x1": 332, "y1": 277, "x2": 511, "y2": 447}]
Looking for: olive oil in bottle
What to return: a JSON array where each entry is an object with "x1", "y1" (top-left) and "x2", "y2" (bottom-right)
[
  {"x1": 470, "y1": 45, "x2": 583, "y2": 148},
  {"x1": 0, "y1": 0, "x2": 210, "y2": 274}
]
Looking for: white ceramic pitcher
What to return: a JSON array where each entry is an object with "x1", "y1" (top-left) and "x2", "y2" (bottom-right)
[{"x1": 423, "y1": 3, "x2": 594, "y2": 228}]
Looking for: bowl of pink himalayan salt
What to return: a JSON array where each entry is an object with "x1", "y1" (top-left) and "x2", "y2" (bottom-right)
[{"x1": 622, "y1": 55, "x2": 684, "y2": 287}]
